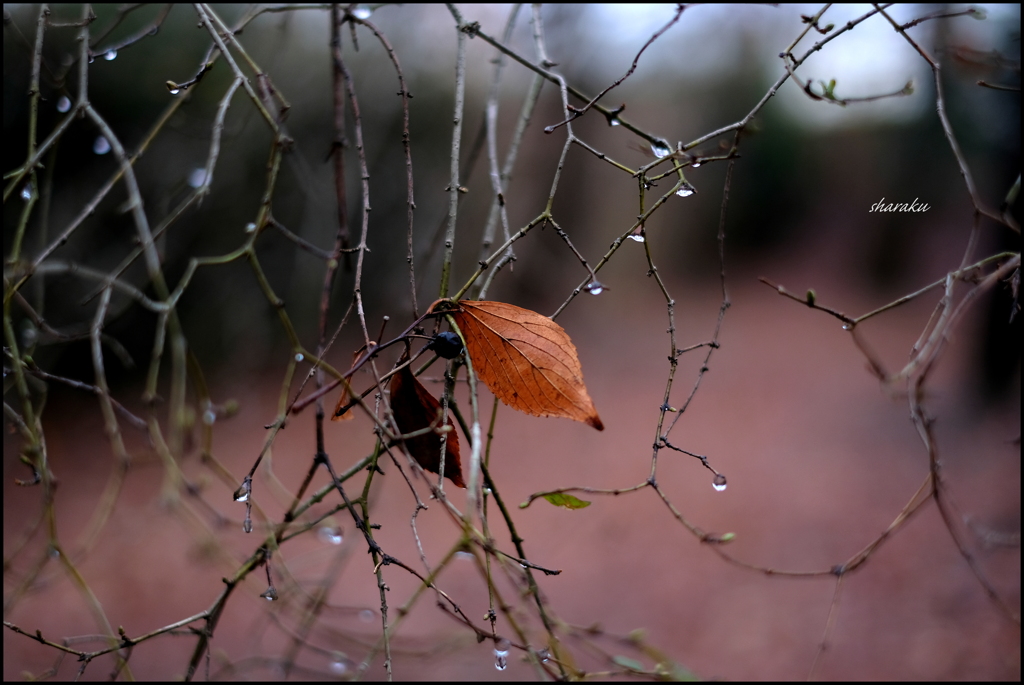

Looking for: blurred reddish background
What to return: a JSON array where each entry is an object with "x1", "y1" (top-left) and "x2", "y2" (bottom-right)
[{"x1": 4, "y1": 3, "x2": 1019, "y2": 681}]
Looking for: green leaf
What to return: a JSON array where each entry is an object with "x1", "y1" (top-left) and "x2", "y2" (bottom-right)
[
  {"x1": 613, "y1": 656, "x2": 645, "y2": 672},
  {"x1": 542, "y1": 493, "x2": 591, "y2": 509}
]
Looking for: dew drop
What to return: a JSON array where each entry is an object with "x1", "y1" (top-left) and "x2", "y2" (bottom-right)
[
  {"x1": 651, "y1": 141, "x2": 671, "y2": 158},
  {"x1": 260, "y1": 587, "x2": 278, "y2": 601},
  {"x1": 243, "y1": 517, "x2": 253, "y2": 533},
  {"x1": 675, "y1": 183, "x2": 696, "y2": 198},
  {"x1": 56, "y1": 95, "x2": 72, "y2": 113},
  {"x1": 169, "y1": 88, "x2": 181, "y2": 96},
  {"x1": 609, "y1": 118, "x2": 621, "y2": 126},
  {"x1": 202, "y1": 409, "x2": 216, "y2": 426},
  {"x1": 586, "y1": 281, "x2": 606, "y2": 296},
  {"x1": 21, "y1": 320, "x2": 38, "y2": 347},
  {"x1": 628, "y1": 233, "x2": 645, "y2": 243},
  {"x1": 455, "y1": 551, "x2": 474, "y2": 560},
  {"x1": 536, "y1": 648, "x2": 550, "y2": 663},
  {"x1": 352, "y1": 6, "x2": 372, "y2": 19},
  {"x1": 318, "y1": 526, "x2": 343, "y2": 545},
  {"x1": 104, "y1": 50, "x2": 117, "y2": 61},
  {"x1": 294, "y1": 352, "x2": 304, "y2": 362},
  {"x1": 494, "y1": 638, "x2": 511, "y2": 671},
  {"x1": 330, "y1": 657, "x2": 349, "y2": 675},
  {"x1": 187, "y1": 168, "x2": 207, "y2": 189},
  {"x1": 359, "y1": 609, "x2": 376, "y2": 623},
  {"x1": 245, "y1": 222, "x2": 257, "y2": 233},
  {"x1": 234, "y1": 480, "x2": 251, "y2": 502},
  {"x1": 691, "y1": 162, "x2": 701, "y2": 168},
  {"x1": 712, "y1": 474, "x2": 727, "y2": 492},
  {"x1": 93, "y1": 136, "x2": 111, "y2": 155},
  {"x1": 20, "y1": 182, "x2": 34, "y2": 201},
  {"x1": 842, "y1": 323, "x2": 851, "y2": 330}
]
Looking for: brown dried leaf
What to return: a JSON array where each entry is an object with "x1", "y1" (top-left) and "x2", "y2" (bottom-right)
[
  {"x1": 450, "y1": 300, "x2": 603, "y2": 430},
  {"x1": 389, "y1": 364, "x2": 465, "y2": 488}
]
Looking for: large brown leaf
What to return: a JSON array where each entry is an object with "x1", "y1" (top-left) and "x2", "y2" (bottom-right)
[
  {"x1": 449, "y1": 300, "x2": 603, "y2": 430},
  {"x1": 389, "y1": 364, "x2": 465, "y2": 488}
]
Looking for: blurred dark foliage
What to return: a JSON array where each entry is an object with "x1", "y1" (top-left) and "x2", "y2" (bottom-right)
[{"x1": 4, "y1": 4, "x2": 1019, "y2": 400}]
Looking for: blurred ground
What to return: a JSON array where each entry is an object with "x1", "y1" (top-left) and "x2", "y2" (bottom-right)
[{"x1": 4, "y1": 255, "x2": 1019, "y2": 680}]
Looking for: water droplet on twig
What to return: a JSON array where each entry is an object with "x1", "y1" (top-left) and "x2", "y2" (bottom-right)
[
  {"x1": 330, "y1": 656, "x2": 349, "y2": 675},
  {"x1": 260, "y1": 587, "x2": 278, "y2": 601},
  {"x1": 675, "y1": 183, "x2": 696, "y2": 198},
  {"x1": 187, "y1": 168, "x2": 207, "y2": 189},
  {"x1": 93, "y1": 136, "x2": 111, "y2": 155},
  {"x1": 318, "y1": 526, "x2": 343, "y2": 545},
  {"x1": 712, "y1": 473, "x2": 727, "y2": 492},
  {"x1": 234, "y1": 479, "x2": 251, "y2": 502},
  {"x1": 586, "y1": 281, "x2": 606, "y2": 295},
  {"x1": 494, "y1": 638, "x2": 511, "y2": 671},
  {"x1": 352, "y1": 6, "x2": 372, "y2": 19},
  {"x1": 104, "y1": 50, "x2": 117, "y2": 61},
  {"x1": 57, "y1": 96, "x2": 72, "y2": 113},
  {"x1": 651, "y1": 141, "x2": 672, "y2": 158}
]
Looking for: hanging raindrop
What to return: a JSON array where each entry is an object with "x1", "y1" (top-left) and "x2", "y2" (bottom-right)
[
  {"x1": 245, "y1": 222, "x2": 257, "y2": 233},
  {"x1": 243, "y1": 517, "x2": 253, "y2": 533},
  {"x1": 330, "y1": 656, "x2": 349, "y2": 675},
  {"x1": 712, "y1": 474, "x2": 727, "y2": 492},
  {"x1": 169, "y1": 88, "x2": 181, "y2": 95},
  {"x1": 628, "y1": 233, "x2": 645, "y2": 243},
  {"x1": 57, "y1": 95, "x2": 72, "y2": 113},
  {"x1": 104, "y1": 50, "x2": 117, "y2": 61},
  {"x1": 294, "y1": 352, "x2": 304, "y2": 362},
  {"x1": 494, "y1": 638, "x2": 511, "y2": 671},
  {"x1": 234, "y1": 480, "x2": 251, "y2": 502},
  {"x1": 651, "y1": 141, "x2": 672, "y2": 158},
  {"x1": 260, "y1": 587, "x2": 278, "y2": 601},
  {"x1": 675, "y1": 183, "x2": 696, "y2": 198},
  {"x1": 586, "y1": 281, "x2": 606, "y2": 296},
  {"x1": 93, "y1": 136, "x2": 111, "y2": 155},
  {"x1": 359, "y1": 609, "x2": 376, "y2": 623},
  {"x1": 187, "y1": 168, "x2": 207, "y2": 189},
  {"x1": 352, "y1": 6, "x2": 372, "y2": 19},
  {"x1": 202, "y1": 409, "x2": 216, "y2": 426},
  {"x1": 20, "y1": 182, "x2": 34, "y2": 201},
  {"x1": 318, "y1": 526, "x2": 343, "y2": 545},
  {"x1": 691, "y1": 161, "x2": 701, "y2": 168},
  {"x1": 609, "y1": 118, "x2": 621, "y2": 126}
]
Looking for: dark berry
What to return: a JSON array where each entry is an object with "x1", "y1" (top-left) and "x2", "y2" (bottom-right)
[{"x1": 426, "y1": 331, "x2": 463, "y2": 359}]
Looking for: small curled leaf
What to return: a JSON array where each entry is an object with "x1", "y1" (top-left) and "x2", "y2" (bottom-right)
[
  {"x1": 539, "y1": 492, "x2": 592, "y2": 510},
  {"x1": 390, "y1": 364, "x2": 465, "y2": 488}
]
